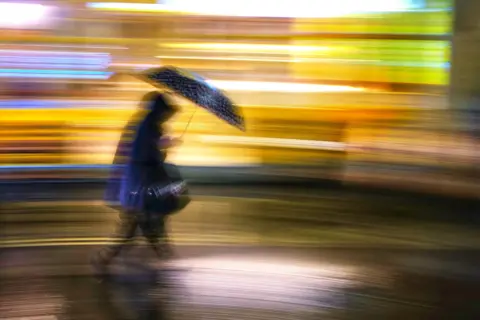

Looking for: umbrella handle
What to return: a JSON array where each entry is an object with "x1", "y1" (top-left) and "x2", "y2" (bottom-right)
[{"x1": 180, "y1": 107, "x2": 198, "y2": 138}]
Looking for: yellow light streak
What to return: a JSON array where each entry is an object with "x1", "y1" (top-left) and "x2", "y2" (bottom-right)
[{"x1": 160, "y1": 42, "x2": 331, "y2": 54}]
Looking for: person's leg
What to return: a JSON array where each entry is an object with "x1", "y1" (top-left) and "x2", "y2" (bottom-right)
[
  {"x1": 141, "y1": 213, "x2": 173, "y2": 260},
  {"x1": 92, "y1": 211, "x2": 138, "y2": 269}
]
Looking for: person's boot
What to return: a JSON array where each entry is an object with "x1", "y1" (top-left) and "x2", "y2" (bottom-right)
[
  {"x1": 90, "y1": 250, "x2": 112, "y2": 282},
  {"x1": 152, "y1": 242, "x2": 174, "y2": 261}
]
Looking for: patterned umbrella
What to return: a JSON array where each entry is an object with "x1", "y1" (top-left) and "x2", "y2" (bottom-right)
[{"x1": 139, "y1": 66, "x2": 245, "y2": 131}]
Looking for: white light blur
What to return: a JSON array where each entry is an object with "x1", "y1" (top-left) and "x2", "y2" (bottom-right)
[
  {"x1": 87, "y1": 2, "x2": 169, "y2": 11},
  {"x1": 200, "y1": 135, "x2": 347, "y2": 151},
  {"x1": 0, "y1": 50, "x2": 111, "y2": 70},
  {"x1": 0, "y1": 3, "x2": 50, "y2": 28},
  {"x1": 208, "y1": 80, "x2": 365, "y2": 93},
  {"x1": 169, "y1": 256, "x2": 355, "y2": 281},
  {"x1": 0, "y1": 50, "x2": 110, "y2": 57},
  {"x1": 0, "y1": 71, "x2": 112, "y2": 80},
  {"x1": 0, "y1": 63, "x2": 107, "y2": 69},
  {"x1": 88, "y1": 0, "x2": 423, "y2": 17},
  {"x1": 164, "y1": 256, "x2": 355, "y2": 310},
  {"x1": 107, "y1": 80, "x2": 365, "y2": 93}
]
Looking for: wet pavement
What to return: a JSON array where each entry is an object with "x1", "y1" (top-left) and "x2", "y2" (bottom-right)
[
  {"x1": 1, "y1": 184, "x2": 480, "y2": 319},
  {"x1": 2, "y1": 246, "x2": 480, "y2": 319}
]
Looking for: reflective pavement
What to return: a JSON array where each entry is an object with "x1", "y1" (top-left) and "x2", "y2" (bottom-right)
[
  {"x1": 1, "y1": 184, "x2": 480, "y2": 319},
  {"x1": 2, "y1": 246, "x2": 480, "y2": 319}
]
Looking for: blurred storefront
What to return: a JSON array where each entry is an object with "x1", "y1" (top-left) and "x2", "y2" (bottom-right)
[{"x1": 3, "y1": 0, "x2": 477, "y2": 198}]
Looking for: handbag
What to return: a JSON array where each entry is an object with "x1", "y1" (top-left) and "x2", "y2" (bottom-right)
[{"x1": 143, "y1": 163, "x2": 191, "y2": 215}]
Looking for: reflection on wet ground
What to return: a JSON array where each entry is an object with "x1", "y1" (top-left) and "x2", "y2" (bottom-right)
[
  {"x1": 2, "y1": 246, "x2": 480, "y2": 319},
  {"x1": 1, "y1": 183, "x2": 480, "y2": 319}
]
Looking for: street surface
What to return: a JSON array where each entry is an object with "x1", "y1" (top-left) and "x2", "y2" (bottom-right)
[
  {"x1": 1, "y1": 183, "x2": 480, "y2": 319},
  {"x1": 2, "y1": 246, "x2": 480, "y2": 319}
]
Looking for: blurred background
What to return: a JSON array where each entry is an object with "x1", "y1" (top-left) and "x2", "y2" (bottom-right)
[
  {"x1": 2, "y1": 1, "x2": 480, "y2": 319},
  {"x1": 1, "y1": 0, "x2": 473, "y2": 190}
]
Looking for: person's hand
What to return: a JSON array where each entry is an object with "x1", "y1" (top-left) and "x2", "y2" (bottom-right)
[
  {"x1": 159, "y1": 137, "x2": 182, "y2": 149},
  {"x1": 169, "y1": 137, "x2": 183, "y2": 147}
]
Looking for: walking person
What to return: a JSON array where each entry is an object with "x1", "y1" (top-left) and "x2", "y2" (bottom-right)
[{"x1": 91, "y1": 91, "x2": 182, "y2": 278}]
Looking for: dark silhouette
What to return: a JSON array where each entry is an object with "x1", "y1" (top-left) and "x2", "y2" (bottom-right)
[{"x1": 92, "y1": 91, "x2": 180, "y2": 278}]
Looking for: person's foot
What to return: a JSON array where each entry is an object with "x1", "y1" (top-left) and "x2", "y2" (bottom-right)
[
  {"x1": 161, "y1": 244, "x2": 175, "y2": 260},
  {"x1": 151, "y1": 242, "x2": 175, "y2": 261},
  {"x1": 90, "y1": 254, "x2": 110, "y2": 282}
]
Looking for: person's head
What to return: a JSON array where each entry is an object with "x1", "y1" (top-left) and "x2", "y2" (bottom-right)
[{"x1": 141, "y1": 91, "x2": 178, "y2": 124}]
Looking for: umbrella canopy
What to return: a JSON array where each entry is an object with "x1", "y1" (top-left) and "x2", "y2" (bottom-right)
[{"x1": 139, "y1": 66, "x2": 245, "y2": 131}]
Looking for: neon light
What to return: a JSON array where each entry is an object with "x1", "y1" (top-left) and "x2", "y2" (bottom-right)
[
  {"x1": 0, "y1": 50, "x2": 111, "y2": 69},
  {"x1": 0, "y1": 63, "x2": 109, "y2": 70},
  {"x1": 0, "y1": 69, "x2": 112, "y2": 79},
  {"x1": 0, "y1": 69, "x2": 108, "y2": 75},
  {"x1": 0, "y1": 59, "x2": 110, "y2": 68},
  {"x1": 0, "y1": 56, "x2": 108, "y2": 63},
  {"x1": 0, "y1": 73, "x2": 110, "y2": 79},
  {"x1": 0, "y1": 164, "x2": 112, "y2": 170},
  {"x1": 0, "y1": 50, "x2": 110, "y2": 56},
  {"x1": 0, "y1": 100, "x2": 132, "y2": 109}
]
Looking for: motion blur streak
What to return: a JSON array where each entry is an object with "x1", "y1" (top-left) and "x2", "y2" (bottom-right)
[
  {"x1": 0, "y1": 3, "x2": 51, "y2": 28},
  {"x1": 208, "y1": 80, "x2": 365, "y2": 93},
  {"x1": 87, "y1": 0, "x2": 431, "y2": 17},
  {"x1": 160, "y1": 42, "x2": 331, "y2": 53},
  {"x1": 2, "y1": 0, "x2": 480, "y2": 319}
]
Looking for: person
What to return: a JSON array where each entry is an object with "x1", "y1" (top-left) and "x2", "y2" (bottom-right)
[{"x1": 91, "y1": 91, "x2": 181, "y2": 278}]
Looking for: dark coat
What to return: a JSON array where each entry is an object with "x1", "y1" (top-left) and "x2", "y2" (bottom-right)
[{"x1": 105, "y1": 92, "x2": 177, "y2": 212}]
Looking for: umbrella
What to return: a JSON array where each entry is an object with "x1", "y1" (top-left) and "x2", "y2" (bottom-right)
[{"x1": 139, "y1": 66, "x2": 245, "y2": 131}]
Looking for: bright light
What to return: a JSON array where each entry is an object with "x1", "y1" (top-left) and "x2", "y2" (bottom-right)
[
  {"x1": 0, "y1": 50, "x2": 111, "y2": 70},
  {"x1": 208, "y1": 80, "x2": 365, "y2": 93},
  {"x1": 161, "y1": 42, "x2": 328, "y2": 54},
  {"x1": 0, "y1": 3, "x2": 50, "y2": 28},
  {"x1": 0, "y1": 50, "x2": 110, "y2": 57},
  {"x1": 88, "y1": 0, "x2": 425, "y2": 17},
  {"x1": 154, "y1": 256, "x2": 357, "y2": 311},
  {"x1": 0, "y1": 69, "x2": 112, "y2": 80},
  {"x1": 156, "y1": 56, "x2": 299, "y2": 63},
  {"x1": 168, "y1": 256, "x2": 356, "y2": 280},
  {"x1": 87, "y1": 2, "x2": 171, "y2": 12},
  {"x1": 110, "y1": 79, "x2": 366, "y2": 93},
  {"x1": 156, "y1": 55, "x2": 294, "y2": 63},
  {"x1": 0, "y1": 100, "x2": 132, "y2": 109},
  {"x1": 200, "y1": 135, "x2": 347, "y2": 151}
]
